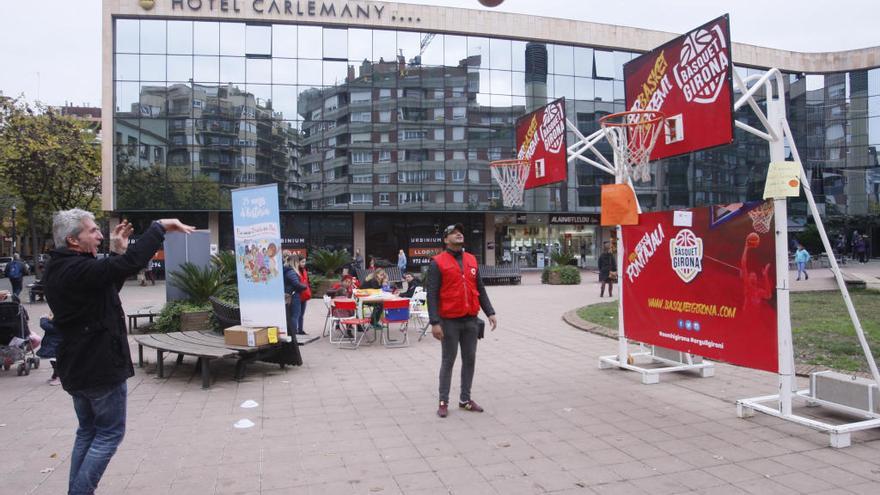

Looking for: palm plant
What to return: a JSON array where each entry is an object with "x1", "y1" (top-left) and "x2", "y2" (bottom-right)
[
  {"x1": 551, "y1": 251, "x2": 575, "y2": 267},
  {"x1": 309, "y1": 248, "x2": 352, "y2": 276},
  {"x1": 168, "y1": 262, "x2": 224, "y2": 304},
  {"x1": 211, "y1": 250, "x2": 237, "y2": 285}
]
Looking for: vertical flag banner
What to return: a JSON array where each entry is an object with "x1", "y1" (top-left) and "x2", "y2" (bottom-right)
[
  {"x1": 621, "y1": 200, "x2": 778, "y2": 372},
  {"x1": 515, "y1": 97, "x2": 568, "y2": 189},
  {"x1": 231, "y1": 184, "x2": 288, "y2": 336}
]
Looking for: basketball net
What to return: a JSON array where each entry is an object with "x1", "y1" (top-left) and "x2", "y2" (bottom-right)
[
  {"x1": 490, "y1": 159, "x2": 530, "y2": 208},
  {"x1": 748, "y1": 201, "x2": 774, "y2": 234},
  {"x1": 600, "y1": 110, "x2": 665, "y2": 183}
]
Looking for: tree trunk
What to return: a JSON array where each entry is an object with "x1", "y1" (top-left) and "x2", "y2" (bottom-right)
[{"x1": 26, "y1": 204, "x2": 39, "y2": 274}]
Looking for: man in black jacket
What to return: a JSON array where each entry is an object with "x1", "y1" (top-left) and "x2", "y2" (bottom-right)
[{"x1": 43, "y1": 209, "x2": 193, "y2": 495}]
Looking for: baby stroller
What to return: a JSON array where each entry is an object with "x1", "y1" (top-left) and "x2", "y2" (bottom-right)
[{"x1": 0, "y1": 298, "x2": 39, "y2": 376}]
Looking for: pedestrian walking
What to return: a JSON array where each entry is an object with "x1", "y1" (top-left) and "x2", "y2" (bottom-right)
[
  {"x1": 597, "y1": 242, "x2": 617, "y2": 297},
  {"x1": 795, "y1": 243, "x2": 810, "y2": 280},
  {"x1": 427, "y1": 223, "x2": 497, "y2": 418},
  {"x1": 4, "y1": 253, "x2": 26, "y2": 298},
  {"x1": 854, "y1": 233, "x2": 867, "y2": 263},
  {"x1": 397, "y1": 248, "x2": 407, "y2": 273},
  {"x1": 43, "y1": 210, "x2": 194, "y2": 495},
  {"x1": 354, "y1": 249, "x2": 364, "y2": 271}
]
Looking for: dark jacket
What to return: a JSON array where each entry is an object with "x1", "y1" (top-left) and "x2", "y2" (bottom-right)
[
  {"x1": 43, "y1": 222, "x2": 166, "y2": 392},
  {"x1": 598, "y1": 252, "x2": 617, "y2": 281},
  {"x1": 283, "y1": 265, "x2": 308, "y2": 295},
  {"x1": 36, "y1": 316, "x2": 62, "y2": 359}
]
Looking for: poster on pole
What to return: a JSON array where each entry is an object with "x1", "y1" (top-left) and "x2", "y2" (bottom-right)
[
  {"x1": 231, "y1": 184, "x2": 288, "y2": 336},
  {"x1": 621, "y1": 200, "x2": 778, "y2": 372},
  {"x1": 515, "y1": 97, "x2": 568, "y2": 189}
]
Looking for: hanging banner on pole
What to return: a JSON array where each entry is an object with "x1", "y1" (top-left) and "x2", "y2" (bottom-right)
[
  {"x1": 515, "y1": 97, "x2": 568, "y2": 189},
  {"x1": 621, "y1": 200, "x2": 778, "y2": 372},
  {"x1": 231, "y1": 184, "x2": 288, "y2": 336}
]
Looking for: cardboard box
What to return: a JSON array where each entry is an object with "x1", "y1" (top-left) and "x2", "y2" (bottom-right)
[{"x1": 224, "y1": 326, "x2": 269, "y2": 347}]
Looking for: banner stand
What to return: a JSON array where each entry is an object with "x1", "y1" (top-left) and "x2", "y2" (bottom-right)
[
  {"x1": 565, "y1": 120, "x2": 715, "y2": 384},
  {"x1": 728, "y1": 68, "x2": 880, "y2": 448}
]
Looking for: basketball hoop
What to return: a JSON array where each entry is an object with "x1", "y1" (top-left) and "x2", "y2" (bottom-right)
[
  {"x1": 748, "y1": 201, "x2": 775, "y2": 234},
  {"x1": 600, "y1": 110, "x2": 665, "y2": 182},
  {"x1": 490, "y1": 159, "x2": 530, "y2": 208}
]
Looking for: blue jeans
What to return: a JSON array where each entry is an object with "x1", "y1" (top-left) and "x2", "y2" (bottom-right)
[
  {"x1": 297, "y1": 299, "x2": 308, "y2": 334},
  {"x1": 796, "y1": 261, "x2": 807, "y2": 280},
  {"x1": 68, "y1": 381, "x2": 127, "y2": 495},
  {"x1": 288, "y1": 299, "x2": 301, "y2": 335}
]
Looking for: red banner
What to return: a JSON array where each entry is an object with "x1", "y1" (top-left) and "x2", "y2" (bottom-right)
[
  {"x1": 515, "y1": 97, "x2": 567, "y2": 190},
  {"x1": 623, "y1": 14, "x2": 734, "y2": 161},
  {"x1": 621, "y1": 201, "x2": 778, "y2": 372}
]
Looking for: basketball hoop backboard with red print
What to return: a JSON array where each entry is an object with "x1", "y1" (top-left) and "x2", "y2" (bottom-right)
[
  {"x1": 623, "y1": 14, "x2": 734, "y2": 161},
  {"x1": 515, "y1": 97, "x2": 568, "y2": 190}
]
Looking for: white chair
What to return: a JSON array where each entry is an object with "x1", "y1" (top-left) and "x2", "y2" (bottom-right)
[{"x1": 409, "y1": 290, "x2": 430, "y2": 341}]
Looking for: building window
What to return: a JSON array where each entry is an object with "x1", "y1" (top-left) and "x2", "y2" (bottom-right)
[
  {"x1": 399, "y1": 129, "x2": 426, "y2": 140},
  {"x1": 468, "y1": 169, "x2": 480, "y2": 183},
  {"x1": 452, "y1": 127, "x2": 465, "y2": 140},
  {"x1": 451, "y1": 169, "x2": 466, "y2": 182},
  {"x1": 452, "y1": 107, "x2": 466, "y2": 119},
  {"x1": 380, "y1": 133, "x2": 390, "y2": 143},
  {"x1": 453, "y1": 190, "x2": 464, "y2": 202},
  {"x1": 351, "y1": 151, "x2": 372, "y2": 164},
  {"x1": 433, "y1": 150, "x2": 445, "y2": 161},
  {"x1": 352, "y1": 174, "x2": 372, "y2": 183},
  {"x1": 468, "y1": 149, "x2": 478, "y2": 160},
  {"x1": 350, "y1": 193, "x2": 372, "y2": 205},
  {"x1": 324, "y1": 149, "x2": 335, "y2": 159},
  {"x1": 433, "y1": 128, "x2": 444, "y2": 140},
  {"x1": 351, "y1": 111, "x2": 371, "y2": 122},
  {"x1": 326, "y1": 169, "x2": 336, "y2": 181},
  {"x1": 379, "y1": 88, "x2": 392, "y2": 99},
  {"x1": 311, "y1": 163, "x2": 320, "y2": 173},
  {"x1": 378, "y1": 150, "x2": 391, "y2": 162},
  {"x1": 351, "y1": 132, "x2": 371, "y2": 143},
  {"x1": 434, "y1": 170, "x2": 446, "y2": 181},
  {"x1": 351, "y1": 90, "x2": 371, "y2": 103},
  {"x1": 398, "y1": 191, "x2": 426, "y2": 203},
  {"x1": 379, "y1": 111, "x2": 392, "y2": 123},
  {"x1": 453, "y1": 150, "x2": 466, "y2": 160},
  {"x1": 488, "y1": 147, "x2": 502, "y2": 160},
  {"x1": 378, "y1": 174, "x2": 390, "y2": 184},
  {"x1": 379, "y1": 192, "x2": 390, "y2": 205}
]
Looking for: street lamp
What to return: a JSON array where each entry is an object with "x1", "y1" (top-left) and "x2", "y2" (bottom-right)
[{"x1": 10, "y1": 205, "x2": 16, "y2": 256}]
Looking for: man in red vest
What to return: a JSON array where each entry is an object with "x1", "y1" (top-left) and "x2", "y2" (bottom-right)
[{"x1": 426, "y1": 223, "x2": 497, "y2": 418}]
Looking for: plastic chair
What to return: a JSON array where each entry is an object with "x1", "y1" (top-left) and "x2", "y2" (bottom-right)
[
  {"x1": 380, "y1": 298, "x2": 410, "y2": 348},
  {"x1": 333, "y1": 299, "x2": 373, "y2": 349},
  {"x1": 409, "y1": 291, "x2": 430, "y2": 341}
]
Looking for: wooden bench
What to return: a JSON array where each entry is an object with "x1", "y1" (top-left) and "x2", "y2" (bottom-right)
[
  {"x1": 479, "y1": 264, "x2": 522, "y2": 285},
  {"x1": 127, "y1": 308, "x2": 158, "y2": 334},
  {"x1": 133, "y1": 330, "x2": 302, "y2": 389}
]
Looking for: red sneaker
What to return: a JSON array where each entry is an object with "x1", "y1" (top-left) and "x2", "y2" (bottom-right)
[
  {"x1": 458, "y1": 400, "x2": 484, "y2": 412},
  {"x1": 437, "y1": 401, "x2": 448, "y2": 418}
]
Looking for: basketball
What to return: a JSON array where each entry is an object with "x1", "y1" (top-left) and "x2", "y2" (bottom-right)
[
  {"x1": 746, "y1": 232, "x2": 760, "y2": 248},
  {"x1": 478, "y1": 0, "x2": 505, "y2": 6}
]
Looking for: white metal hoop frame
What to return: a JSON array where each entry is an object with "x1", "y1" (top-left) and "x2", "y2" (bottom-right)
[
  {"x1": 490, "y1": 159, "x2": 530, "y2": 208},
  {"x1": 600, "y1": 110, "x2": 666, "y2": 182}
]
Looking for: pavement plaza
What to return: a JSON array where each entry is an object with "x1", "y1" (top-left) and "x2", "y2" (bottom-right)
[{"x1": 2, "y1": 267, "x2": 880, "y2": 494}]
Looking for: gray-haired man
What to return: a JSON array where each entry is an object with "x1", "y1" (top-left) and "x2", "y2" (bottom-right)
[{"x1": 43, "y1": 210, "x2": 194, "y2": 495}]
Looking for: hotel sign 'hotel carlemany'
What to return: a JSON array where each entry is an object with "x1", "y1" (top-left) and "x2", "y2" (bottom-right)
[{"x1": 168, "y1": 0, "x2": 388, "y2": 20}]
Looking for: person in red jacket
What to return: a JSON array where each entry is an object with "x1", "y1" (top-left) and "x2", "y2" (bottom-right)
[
  {"x1": 426, "y1": 223, "x2": 497, "y2": 418},
  {"x1": 295, "y1": 255, "x2": 312, "y2": 335}
]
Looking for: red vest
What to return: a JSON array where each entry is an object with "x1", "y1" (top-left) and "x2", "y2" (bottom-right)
[{"x1": 433, "y1": 250, "x2": 481, "y2": 319}]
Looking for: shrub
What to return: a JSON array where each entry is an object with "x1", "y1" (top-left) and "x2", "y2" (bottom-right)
[
  {"x1": 213, "y1": 284, "x2": 239, "y2": 306},
  {"x1": 541, "y1": 265, "x2": 581, "y2": 285},
  {"x1": 153, "y1": 300, "x2": 212, "y2": 333},
  {"x1": 168, "y1": 262, "x2": 224, "y2": 304},
  {"x1": 550, "y1": 251, "x2": 575, "y2": 267}
]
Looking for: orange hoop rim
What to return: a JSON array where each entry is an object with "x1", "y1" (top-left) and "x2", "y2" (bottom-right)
[
  {"x1": 599, "y1": 110, "x2": 665, "y2": 128},
  {"x1": 490, "y1": 158, "x2": 530, "y2": 169}
]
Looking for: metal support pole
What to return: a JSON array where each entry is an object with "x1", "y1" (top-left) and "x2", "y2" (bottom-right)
[{"x1": 767, "y1": 93, "x2": 795, "y2": 416}]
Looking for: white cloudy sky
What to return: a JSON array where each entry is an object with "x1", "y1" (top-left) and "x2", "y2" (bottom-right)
[{"x1": 0, "y1": 0, "x2": 877, "y2": 106}]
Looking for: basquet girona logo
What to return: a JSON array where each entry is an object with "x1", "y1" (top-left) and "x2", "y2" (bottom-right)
[
  {"x1": 672, "y1": 23, "x2": 730, "y2": 104},
  {"x1": 539, "y1": 101, "x2": 565, "y2": 154},
  {"x1": 669, "y1": 229, "x2": 703, "y2": 283}
]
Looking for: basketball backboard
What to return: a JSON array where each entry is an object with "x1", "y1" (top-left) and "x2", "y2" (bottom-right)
[
  {"x1": 515, "y1": 97, "x2": 568, "y2": 190},
  {"x1": 623, "y1": 14, "x2": 734, "y2": 161}
]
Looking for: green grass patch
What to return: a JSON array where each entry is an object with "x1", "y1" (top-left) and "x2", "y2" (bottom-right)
[{"x1": 577, "y1": 290, "x2": 880, "y2": 373}]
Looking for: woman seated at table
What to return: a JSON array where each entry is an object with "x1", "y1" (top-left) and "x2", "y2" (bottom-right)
[
  {"x1": 328, "y1": 274, "x2": 358, "y2": 298},
  {"x1": 362, "y1": 268, "x2": 394, "y2": 292},
  {"x1": 400, "y1": 273, "x2": 422, "y2": 298}
]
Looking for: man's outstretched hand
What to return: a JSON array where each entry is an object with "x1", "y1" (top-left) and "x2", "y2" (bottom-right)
[
  {"x1": 158, "y1": 219, "x2": 197, "y2": 234},
  {"x1": 110, "y1": 220, "x2": 134, "y2": 254}
]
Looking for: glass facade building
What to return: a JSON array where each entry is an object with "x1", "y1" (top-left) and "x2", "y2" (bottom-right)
[{"x1": 106, "y1": 2, "x2": 880, "y2": 268}]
